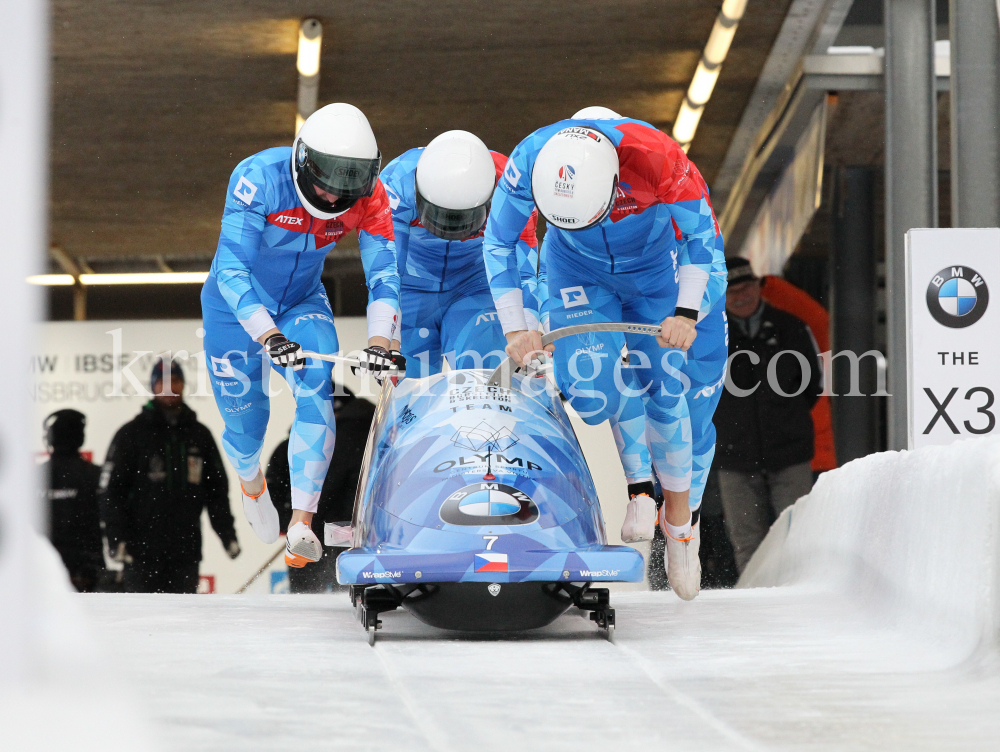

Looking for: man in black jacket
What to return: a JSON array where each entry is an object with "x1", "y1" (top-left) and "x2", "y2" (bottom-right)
[
  {"x1": 99, "y1": 359, "x2": 241, "y2": 593},
  {"x1": 41, "y1": 409, "x2": 105, "y2": 592},
  {"x1": 714, "y1": 258, "x2": 822, "y2": 572},
  {"x1": 266, "y1": 386, "x2": 375, "y2": 593}
]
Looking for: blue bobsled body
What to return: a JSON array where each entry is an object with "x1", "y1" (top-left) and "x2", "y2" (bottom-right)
[{"x1": 337, "y1": 370, "x2": 643, "y2": 595}]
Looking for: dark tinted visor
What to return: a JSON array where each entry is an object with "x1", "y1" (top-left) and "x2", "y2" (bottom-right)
[
  {"x1": 294, "y1": 141, "x2": 381, "y2": 214},
  {"x1": 415, "y1": 189, "x2": 491, "y2": 241}
]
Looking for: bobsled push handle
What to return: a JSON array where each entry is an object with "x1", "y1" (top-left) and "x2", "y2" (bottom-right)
[
  {"x1": 487, "y1": 322, "x2": 662, "y2": 390},
  {"x1": 301, "y1": 351, "x2": 404, "y2": 376}
]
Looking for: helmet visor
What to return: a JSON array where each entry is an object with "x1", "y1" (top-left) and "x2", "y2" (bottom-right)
[
  {"x1": 295, "y1": 141, "x2": 381, "y2": 214},
  {"x1": 415, "y1": 189, "x2": 491, "y2": 241}
]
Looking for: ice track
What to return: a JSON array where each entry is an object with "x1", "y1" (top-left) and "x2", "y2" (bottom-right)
[
  {"x1": 77, "y1": 436, "x2": 1000, "y2": 751},
  {"x1": 84, "y1": 586, "x2": 999, "y2": 752}
]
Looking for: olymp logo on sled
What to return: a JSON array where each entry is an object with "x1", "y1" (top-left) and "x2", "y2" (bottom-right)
[{"x1": 926, "y1": 266, "x2": 989, "y2": 328}]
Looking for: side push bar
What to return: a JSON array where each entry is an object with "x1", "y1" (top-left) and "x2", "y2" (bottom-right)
[
  {"x1": 486, "y1": 322, "x2": 662, "y2": 390},
  {"x1": 302, "y1": 350, "x2": 404, "y2": 377}
]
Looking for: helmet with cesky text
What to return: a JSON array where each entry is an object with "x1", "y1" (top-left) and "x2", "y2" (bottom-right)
[
  {"x1": 415, "y1": 130, "x2": 497, "y2": 240},
  {"x1": 531, "y1": 126, "x2": 619, "y2": 232},
  {"x1": 292, "y1": 103, "x2": 382, "y2": 220}
]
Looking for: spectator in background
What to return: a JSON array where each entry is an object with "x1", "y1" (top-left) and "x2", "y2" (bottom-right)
[
  {"x1": 266, "y1": 386, "x2": 375, "y2": 593},
  {"x1": 99, "y1": 358, "x2": 241, "y2": 594},
  {"x1": 760, "y1": 274, "x2": 837, "y2": 475},
  {"x1": 714, "y1": 259, "x2": 822, "y2": 572},
  {"x1": 41, "y1": 409, "x2": 104, "y2": 592}
]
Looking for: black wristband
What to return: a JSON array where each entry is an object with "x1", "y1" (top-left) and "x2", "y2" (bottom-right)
[
  {"x1": 674, "y1": 307, "x2": 699, "y2": 322},
  {"x1": 264, "y1": 333, "x2": 286, "y2": 347}
]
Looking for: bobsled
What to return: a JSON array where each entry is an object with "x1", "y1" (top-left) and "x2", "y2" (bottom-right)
[{"x1": 331, "y1": 323, "x2": 662, "y2": 644}]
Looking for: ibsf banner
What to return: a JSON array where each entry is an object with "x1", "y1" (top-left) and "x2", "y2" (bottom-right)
[{"x1": 906, "y1": 228, "x2": 999, "y2": 449}]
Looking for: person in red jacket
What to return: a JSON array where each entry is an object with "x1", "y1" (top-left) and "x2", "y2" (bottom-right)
[{"x1": 759, "y1": 275, "x2": 837, "y2": 474}]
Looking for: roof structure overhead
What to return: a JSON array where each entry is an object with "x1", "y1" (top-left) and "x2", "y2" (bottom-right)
[{"x1": 51, "y1": 0, "x2": 791, "y2": 266}]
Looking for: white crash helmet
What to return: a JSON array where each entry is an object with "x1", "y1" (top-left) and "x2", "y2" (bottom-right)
[
  {"x1": 531, "y1": 126, "x2": 619, "y2": 232},
  {"x1": 415, "y1": 130, "x2": 497, "y2": 240},
  {"x1": 292, "y1": 103, "x2": 381, "y2": 219},
  {"x1": 572, "y1": 106, "x2": 622, "y2": 119}
]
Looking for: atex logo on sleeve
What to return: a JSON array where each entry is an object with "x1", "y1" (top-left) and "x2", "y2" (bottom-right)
[
  {"x1": 211, "y1": 356, "x2": 236, "y2": 377},
  {"x1": 232, "y1": 176, "x2": 258, "y2": 206},
  {"x1": 560, "y1": 286, "x2": 590, "y2": 308}
]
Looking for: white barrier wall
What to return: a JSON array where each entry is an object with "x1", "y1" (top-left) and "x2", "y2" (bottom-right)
[
  {"x1": 740, "y1": 437, "x2": 1000, "y2": 656},
  {"x1": 33, "y1": 319, "x2": 636, "y2": 593},
  {"x1": 33, "y1": 318, "x2": 379, "y2": 593}
]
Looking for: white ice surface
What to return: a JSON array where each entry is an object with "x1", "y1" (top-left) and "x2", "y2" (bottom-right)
[
  {"x1": 82, "y1": 589, "x2": 1000, "y2": 752},
  {"x1": 48, "y1": 437, "x2": 1000, "y2": 750}
]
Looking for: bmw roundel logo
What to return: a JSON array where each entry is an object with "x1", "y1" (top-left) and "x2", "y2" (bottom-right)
[
  {"x1": 439, "y1": 483, "x2": 539, "y2": 526},
  {"x1": 296, "y1": 141, "x2": 308, "y2": 166},
  {"x1": 926, "y1": 266, "x2": 989, "y2": 328}
]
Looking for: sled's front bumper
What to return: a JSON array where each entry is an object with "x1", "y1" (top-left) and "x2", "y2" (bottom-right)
[{"x1": 336, "y1": 545, "x2": 644, "y2": 585}]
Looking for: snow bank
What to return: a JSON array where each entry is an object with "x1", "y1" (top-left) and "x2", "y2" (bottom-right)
[
  {"x1": 0, "y1": 534, "x2": 156, "y2": 751},
  {"x1": 740, "y1": 437, "x2": 1000, "y2": 657}
]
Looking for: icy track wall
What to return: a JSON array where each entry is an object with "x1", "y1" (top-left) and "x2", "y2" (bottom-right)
[{"x1": 740, "y1": 436, "x2": 1000, "y2": 658}]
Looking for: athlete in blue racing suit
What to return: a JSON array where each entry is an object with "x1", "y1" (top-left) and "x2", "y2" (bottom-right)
[
  {"x1": 201, "y1": 104, "x2": 400, "y2": 565},
  {"x1": 380, "y1": 145, "x2": 540, "y2": 376},
  {"x1": 484, "y1": 116, "x2": 726, "y2": 599},
  {"x1": 537, "y1": 213, "x2": 728, "y2": 518}
]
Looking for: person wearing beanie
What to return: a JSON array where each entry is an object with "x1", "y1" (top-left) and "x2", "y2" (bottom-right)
[
  {"x1": 40, "y1": 409, "x2": 104, "y2": 592},
  {"x1": 98, "y1": 356, "x2": 241, "y2": 594}
]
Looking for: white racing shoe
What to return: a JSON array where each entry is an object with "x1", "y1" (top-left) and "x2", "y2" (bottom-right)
[
  {"x1": 241, "y1": 476, "x2": 280, "y2": 544},
  {"x1": 621, "y1": 487, "x2": 657, "y2": 543},
  {"x1": 661, "y1": 507, "x2": 701, "y2": 601},
  {"x1": 285, "y1": 521, "x2": 323, "y2": 568}
]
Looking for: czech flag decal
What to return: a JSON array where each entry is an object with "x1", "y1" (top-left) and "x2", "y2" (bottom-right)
[{"x1": 474, "y1": 552, "x2": 508, "y2": 573}]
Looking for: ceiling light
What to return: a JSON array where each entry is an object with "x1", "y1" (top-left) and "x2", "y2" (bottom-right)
[
  {"x1": 27, "y1": 272, "x2": 209, "y2": 286},
  {"x1": 673, "y1": 0, "x2": 748, "y2": 151},
  {"x1": 27, "y1": 274, "x2": 74, "y2": 286},
  {"x1": 80, "y1": 272, "x2": 209, "y2": 285},
  {"x1": 296, "y1": 19, "x2": 322, "y2": 78}
]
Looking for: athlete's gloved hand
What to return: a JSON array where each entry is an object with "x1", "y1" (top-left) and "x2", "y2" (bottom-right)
[
  {"x1": 264, "y1": 333, "x2": 306, "y2": 370},
  {"x1": 227, "y1": 541, "x2": 241, "y2": 559},
  {"x1": 657, "y1": 314, "x2": 698, "y2": 350},
  {"x1": 389, "y1": 350, "x2": 407, "y2": 372},
  {"x1": 352, "y1": 346, "x2": 395, "y2": 384}
]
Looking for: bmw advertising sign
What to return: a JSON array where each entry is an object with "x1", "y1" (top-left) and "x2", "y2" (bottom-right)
[
  {"x1": 906, "y1": 229, "x2": 1000, "y2": 449},
  {"x1": 925, "y1": 265, "x2": 989, "y2": 328}
]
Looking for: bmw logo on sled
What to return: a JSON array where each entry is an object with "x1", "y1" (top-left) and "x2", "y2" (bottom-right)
[{"x1": 334, "y1": 338, "x2": 649, "y2": 644}]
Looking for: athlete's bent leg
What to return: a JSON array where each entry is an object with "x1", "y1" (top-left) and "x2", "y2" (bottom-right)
[
  {"x1": 276, "y1": 296, "x2": 341, "y2": 566},
  {"x1": 441, "y1": 290, "x2": 508, "y2": 372},
  {"x1": 203, "y1": 313, "x2": 280, "y2": 543},
  {"x1": 399, "y1": 286, "x2": 445, "y2": 378}
]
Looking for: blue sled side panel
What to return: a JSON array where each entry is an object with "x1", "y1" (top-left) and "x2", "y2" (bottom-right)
[{"x1": 337, "y1": 544, "x2": 644, "y2": 585}]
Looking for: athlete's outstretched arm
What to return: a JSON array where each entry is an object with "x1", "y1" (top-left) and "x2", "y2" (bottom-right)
[
  {"x1": 357, "y1": 181, "x2": 401, "y2": 347},
  {"x1": 213, "y1": 161, "x2": 276, "y2": 342},
  {"x1": 514, "y1": 211, "x2": 541, "y2": 331}
]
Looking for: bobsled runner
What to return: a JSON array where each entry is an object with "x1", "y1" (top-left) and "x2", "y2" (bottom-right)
[{"x1": 325, "y1": 323, "x2": 662, "y2": 644}]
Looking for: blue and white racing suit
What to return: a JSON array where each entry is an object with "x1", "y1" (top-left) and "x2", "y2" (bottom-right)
[
  {"x1": 486, "y1": 117, "x2": 725, "y2": 496},
  {"x1": 380, "y1": 148, "x2": 540, "y2": 376},
  {"x1": 201, "y1": 147, "x2": 400, "y2": 513}
]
